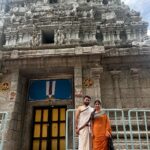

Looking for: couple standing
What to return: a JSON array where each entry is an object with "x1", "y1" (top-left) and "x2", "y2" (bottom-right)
[{"x1": 75, "y1": 95, "x2": 112, "y2": 150}]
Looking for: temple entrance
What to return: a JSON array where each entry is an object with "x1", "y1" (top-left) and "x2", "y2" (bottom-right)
[{"x1": 31, "y1": 106, "x2": 66, "y2": 150}]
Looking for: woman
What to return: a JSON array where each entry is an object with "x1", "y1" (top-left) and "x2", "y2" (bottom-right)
[{"x1": 92, "y1": 100, "x2": 112, "y2": 150}]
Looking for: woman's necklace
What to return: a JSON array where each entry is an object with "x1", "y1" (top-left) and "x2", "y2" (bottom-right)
[{"x1": 95, "y1": 110, "x2": 101, "y2": 113}]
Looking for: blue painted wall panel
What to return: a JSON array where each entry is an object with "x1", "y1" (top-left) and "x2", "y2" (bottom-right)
[{"x1": 28, "y1": 79, "x2": 72, "y2": 101}]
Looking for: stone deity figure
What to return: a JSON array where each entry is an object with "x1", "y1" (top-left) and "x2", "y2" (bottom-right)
[
  {"x1": 25, "y1": 9, "x2": 33, "y2": 21},
  {"x1": 32, "y1": 25, "x2": 40, "y2": 46},
  {"x1": 89, "y1": 9, "x2": 94, "y2": 18},
  {"x1": 10, "y1": 13, "x2": 16, "y2": 23},
  {"x1": 55, "y1": 28, "x2": 65, "y2": 45},
  {"x1": 72, "y1": 3, "x2": 79, "y2": 16}
]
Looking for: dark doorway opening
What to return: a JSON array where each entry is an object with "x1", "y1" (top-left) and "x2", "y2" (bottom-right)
[
  {"x1": 49, "y1": 0, "x2": 57, "y2": 3},
  {"x1": 42, "y1": 31, "x2": 54, "y2": 44}
]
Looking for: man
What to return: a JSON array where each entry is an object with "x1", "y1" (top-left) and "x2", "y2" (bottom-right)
[{"x1": 75, "y1": 95, "x2": 94, "y2": 150}]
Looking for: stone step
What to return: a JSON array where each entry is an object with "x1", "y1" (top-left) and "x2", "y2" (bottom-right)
[
  {"x1": 72, "y1": 137, "x2": 150, "y2": 150},
  {"x1": 113, "y1": 138, "x2": 150, "y2": 149},
  {"x1": 112, "y1": 131, "x2": 150, "y2": 138},
  {"x1": 114, "y1": 142, "x2": 150, "y2": 150},
  {"x1": 110, "y1": 120, "x2": 150, "y2": 126}
]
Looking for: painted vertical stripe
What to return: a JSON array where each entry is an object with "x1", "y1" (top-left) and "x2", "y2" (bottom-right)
[
  {"x1": 52, "y1": 81, "x2": 56, "y2": 96},
  {"x1": 46, "y1": 81, "x2": 49, "y2": 96}
]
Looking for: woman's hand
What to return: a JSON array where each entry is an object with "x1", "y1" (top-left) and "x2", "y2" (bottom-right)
[
  {"x1": 75, "y1": 128, "x2": 80, "y2": 135},
  {"x1": 105, "y1": 131, "x2": 111, "y2": 137},
  {"x1": 91, "y1": 132, "x2": 94, "y2": 138}
]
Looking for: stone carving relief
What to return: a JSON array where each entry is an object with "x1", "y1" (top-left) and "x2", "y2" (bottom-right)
[
  {"x1": 10, "y1": 13, "x2": 16, "y2": 23},
  {"x1": 32, "y1": 25, "x2": 40, "y2": 46},
  {"x1": 25, "y1": 10, "x2": 33, "y2": 21},
  {"x1": 55, "y1": 28, "x2": 65, "y2": 45},
  {"x1": 89, "y1": 9, "x2": 94, "y2": 18},
  {"x1": 83, "y1": 11, "x2": 88, "y2": 18},
  {"x1": 17, "y1": 32, "x2": 32, "y2": 46},
  {"x1": 64, "y1": 30, "x2": 71, "y2": 44},
  {"x1": 5, "y1": 34, "x2": 16, "y2": 46},
  {"x1": 10, "y1": 13, "x2": 23, "y2": 24},
  {"x1": 0, "y1": 0, "x2": 148, "y2": 48},
  {"x1": 71, "y1": 3, "x2": 79, "y2": 16},
  {"x1": 132, "y1": 36, "x2": 150, "y2": 47},
  {"x1": 11, "y1": 6, "x2": 19, "y2": 13},
  {"x1": 102, "y1": 11, "x2": 116, "y2": 20}
]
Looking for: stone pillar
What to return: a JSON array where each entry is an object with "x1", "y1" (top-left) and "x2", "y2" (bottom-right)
[
  {"x1": 74, "y1": 66, "x2": 83, "y2": 108},
  {"x1": 116, "y1": 31, "x2": 120, "y2": 41},
  {"x1": 5, "y1": 35, "x2": 9, "y2": 46},
  {"x1": 84, "y1": 32, "x2": 89, "y2": 41},
  {"x1": 143, "y1": 28, "x2": 147, "y2": 36},
  {"x1": 54, "y1": 29, "x2": 57, "y2": 44},
  {"x1": 92, "y1": 32, "x2": 96, "y2": 41},
  {"x1": 91, "y1": 67, "x2": 103, "y2": 102},
  {"x1": 72, "y1": 31, "x2": 76, "y2": 39},
  {"x1": 75, "y1": 30, "x2": 79, "y2": 39},
  {"x1": 66, "y1": 31, "x2": 71, "y2": 44},
  {"x1": 126, "y1": 29, "x2": 131, "y2": 41},
  {"x1": 89, "y1": 32, "x2": 95, "y2": 42},
  {"x1": 4, "y1": 70, "x2": 20, "y2": 150},
  {"x1": 138, "y1": 29, "x2": 142, "y2": 41},
  {"x1": 133, "y1": 29, "x2": 136, "y2": 39},
  {"x1": 13, "y1": 35, "x2": 17, "y2": 45},
  {"x1": 130, "y1": 68, "x2": 141, "y2": 107},
  {"x1": 11, "y1": 36, "x2": 15, "y2": 46},
  {"x1": 89, "y1": 32, "x2": 93, "y2": 41},
  {"x1": 103, "y1": 32, "x2": 107, "y2": 42},
  {"x1": 10, "y1": 36, "x2": 14, "y2": 46},
  {"x1": 18, "y1": 33, "x2": 23, "y2": 43},
  {"x1": 108, "y1": 33, "x2": 111, "y2": 41},
  {"x1": 111, "y1": 71, "x2": 122, "y2": 108},
  {"x1": 112, "y1": 32, "x2": 115, "y2": 41}
]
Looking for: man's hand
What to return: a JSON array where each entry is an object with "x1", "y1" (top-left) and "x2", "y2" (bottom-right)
[
  {"x1": 75, "y1": 128, "x2": 80, "y2": 135},
  {"x1": 75, "y1": 107, "x2": 81, "y2": 135}
]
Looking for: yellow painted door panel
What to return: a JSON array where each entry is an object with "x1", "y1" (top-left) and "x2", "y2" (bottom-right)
[{"x1": 31, "y1": 106, "x2": 66, "y2": 150}]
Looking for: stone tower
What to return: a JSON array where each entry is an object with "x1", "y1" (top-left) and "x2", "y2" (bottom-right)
[
  {"x1": 0, "y1": 0, "x2": 148, "y2": 48},
  {"x1": 0, "y1": 0, "x2": 150, "y2": 150}
]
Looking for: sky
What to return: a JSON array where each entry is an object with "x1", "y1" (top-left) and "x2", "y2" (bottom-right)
[{"x1": 122, "y1": 0, "x2": 150, "y2": 35}]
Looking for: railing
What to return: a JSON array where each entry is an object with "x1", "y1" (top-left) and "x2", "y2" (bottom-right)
[
  {"x1": 104, "y1": 109, "x2": 128, "y2": 150},
  {"x1": 128, "y1": 109, "x2": 150, "y2": 150},
  {"x1": 66, "y1": 109, "x2": 150, "y2": 150},
  {"x1": 0, "y1": 112, "x2": 8, "y2": 150}
]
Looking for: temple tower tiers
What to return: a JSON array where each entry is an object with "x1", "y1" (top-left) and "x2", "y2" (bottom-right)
[{"x1": 0, "y1": 0, "x2": 148, "y2": 48}]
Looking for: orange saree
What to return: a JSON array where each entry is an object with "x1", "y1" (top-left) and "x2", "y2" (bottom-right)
[{"x1": 92, "y1": 112, "x2": 112, "y2": 150}]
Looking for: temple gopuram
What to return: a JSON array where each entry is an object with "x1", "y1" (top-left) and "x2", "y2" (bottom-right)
[{"x1": 0, "y1": 0, "x2": 150, "y2": 149}]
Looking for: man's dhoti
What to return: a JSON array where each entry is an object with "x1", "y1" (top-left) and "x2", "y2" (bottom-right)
[
  {"x1": 78, "y1": 106, "x2": 93, "y2": 150},
  {"x1": 78, "y1": 126, "x2": 91, "y2": 150}
]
